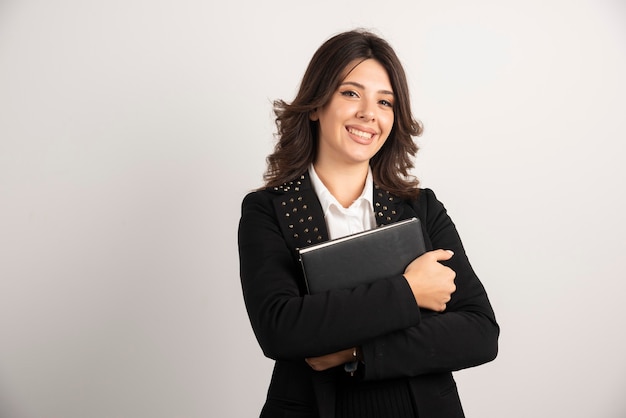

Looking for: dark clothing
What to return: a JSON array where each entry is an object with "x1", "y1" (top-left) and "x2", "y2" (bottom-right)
[
  {"x1": 335, "y1": 375, "x2": 416, "y2": 418},
  {"x1": 238, "y1": 172, "x2": 499, "y2": 418}
]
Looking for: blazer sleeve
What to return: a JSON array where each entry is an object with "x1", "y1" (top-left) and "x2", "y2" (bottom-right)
[
  {"x1": 360, "y1": 188, "x2": 499, "y2": 380},
  {"x1": 238, "y1": 190, "x2": 422, "y2": 360}
]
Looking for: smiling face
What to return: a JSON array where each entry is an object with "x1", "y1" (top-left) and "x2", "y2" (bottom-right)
[{"x1": 310, "y1": 59, "x2": 395, "y2": 169}]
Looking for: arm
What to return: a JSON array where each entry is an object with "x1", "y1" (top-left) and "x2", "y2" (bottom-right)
[
  {"x1": 359, "y1": 189, "x2": 499, "y2": 380},
  {"x1": 304, "y1": 248, "x2": 458, "y2": 371},
  {"x1": 238, "y1": 190, "x2": 421, "y2": 360}
]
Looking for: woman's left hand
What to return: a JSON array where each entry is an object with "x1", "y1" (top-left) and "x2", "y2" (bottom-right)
[{"x1": 305, "y1": 348, "x2": 356, "y2": 371}]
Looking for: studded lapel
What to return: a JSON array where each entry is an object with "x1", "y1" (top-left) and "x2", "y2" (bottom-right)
[
  {"x1": 373, "y1": 184, "x2": 406, "y2": 226},
  {"x1": 271, "y1": 174, "x2": 328, "y2": 252},
  {"x1": 270, "y1": 171, "x2": 409, "y2": 252}
]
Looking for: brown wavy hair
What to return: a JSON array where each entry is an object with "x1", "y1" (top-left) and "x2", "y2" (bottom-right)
[{"x1": 264, "y1": 29, "x2": 423, "y2": 199}]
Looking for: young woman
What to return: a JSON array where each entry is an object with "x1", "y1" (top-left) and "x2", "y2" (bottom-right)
[{"x1": 238, "y1": 29, "x2": 499, "y2": 418}]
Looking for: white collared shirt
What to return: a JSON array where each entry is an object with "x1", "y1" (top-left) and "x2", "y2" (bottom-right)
[{"x1": 309, "y1": 164, "x2": 377, "y2": 240}]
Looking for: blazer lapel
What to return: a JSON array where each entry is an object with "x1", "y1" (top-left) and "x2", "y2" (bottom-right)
[
  {"x1": 270, "y1": 173, "x2": 330, "y2": 252},
  {"x1": 373, "y1": 184, "x2": 407, "y2": 226},
  {"x1": 271, "y1": 172, "x2": 416, "y2": 247}
]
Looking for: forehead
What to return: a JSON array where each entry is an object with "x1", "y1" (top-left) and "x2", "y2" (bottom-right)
[{"x1": 340, "y1": 59, "x2": 393, "y2": 90}]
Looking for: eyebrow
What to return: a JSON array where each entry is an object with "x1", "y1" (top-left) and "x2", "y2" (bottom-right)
[{"x1": 340, "y1": 81, "x2": 394, "y2": 96}]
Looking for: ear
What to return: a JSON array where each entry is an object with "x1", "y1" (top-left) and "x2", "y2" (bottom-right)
[{"x1": 309, "y1": 109, "x2": 319, "y2": 121}]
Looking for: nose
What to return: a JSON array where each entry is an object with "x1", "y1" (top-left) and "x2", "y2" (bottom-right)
[
  {"x1": 356, "y1": 94, "x2": 376, "y2": 122},
  {"x1": 356, "y1": 108, "x2": 374, "y2": 121}
]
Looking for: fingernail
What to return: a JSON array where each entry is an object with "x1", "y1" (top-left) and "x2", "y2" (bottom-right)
[{"x1": 446, "y1": 250, "x2": 454, "y2": 255}]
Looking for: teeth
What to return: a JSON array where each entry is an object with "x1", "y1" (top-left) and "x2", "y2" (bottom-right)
[{"x1": 348, "y1": 128, "x2": 373, "y2": 139}]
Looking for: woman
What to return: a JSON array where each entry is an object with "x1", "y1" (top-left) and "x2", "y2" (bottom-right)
[{"x1": 238, "y1": 29, "x2": 499, "y2": 418}]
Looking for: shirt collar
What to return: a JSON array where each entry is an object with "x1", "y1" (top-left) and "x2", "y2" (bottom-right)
[{"x1": 308, "y1": 163, "x2": 373, "y2": 215}]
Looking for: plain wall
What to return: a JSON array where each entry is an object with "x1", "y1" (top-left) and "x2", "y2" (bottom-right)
[{"x1": 1, "y1": 0, "x2": 625, "y2": 417}]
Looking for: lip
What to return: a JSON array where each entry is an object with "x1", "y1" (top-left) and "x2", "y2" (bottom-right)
[{"x1": 346, "y1": 125, "x2": 378, "y2": 145}]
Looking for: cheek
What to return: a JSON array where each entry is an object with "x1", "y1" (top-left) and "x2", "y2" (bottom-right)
[{"x1": 383, "y1": 115, "x2": 394, "y2": 134}]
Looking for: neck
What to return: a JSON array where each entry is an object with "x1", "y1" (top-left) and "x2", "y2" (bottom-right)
[{"x1": 313, "y1": 161, "x2": 369, "y2": 208}]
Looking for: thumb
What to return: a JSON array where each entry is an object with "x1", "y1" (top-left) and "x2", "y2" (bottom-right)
[{"x1": 432, "y1": 249, "x2": 454, "y2": 262}]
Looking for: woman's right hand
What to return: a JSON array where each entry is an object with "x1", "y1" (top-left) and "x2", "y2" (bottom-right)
[{"x1": 403, "y1": 249, "x2": 457, "y2": 312}]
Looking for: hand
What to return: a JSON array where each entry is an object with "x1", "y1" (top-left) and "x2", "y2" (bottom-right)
[
  {"x1": 305, "y1": 348, "x2": 355, "y2": 371},
  {"x1": 403, "y1": 249, "x2": 456, "y2": 312}
]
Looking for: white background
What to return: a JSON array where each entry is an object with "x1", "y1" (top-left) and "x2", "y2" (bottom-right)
[{"x1": 1, "y1": 0, "x2": 625, "y2": 417}]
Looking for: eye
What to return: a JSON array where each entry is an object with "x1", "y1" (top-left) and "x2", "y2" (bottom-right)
[
  {"x1": 340, "y1": 90, "x2": 359, "y2": 98},
  {"x1": 379, "y1": 99, "x2": 393, "y2": 108}
]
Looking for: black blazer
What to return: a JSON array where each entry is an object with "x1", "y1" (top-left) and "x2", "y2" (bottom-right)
[{"x1": 238, "y1": 172, "x2": 499, "y2": 418}]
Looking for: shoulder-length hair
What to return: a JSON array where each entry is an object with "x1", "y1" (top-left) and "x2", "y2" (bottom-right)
[{"x1": 264, "y1": 29, "x2": 423, "y2": 199}]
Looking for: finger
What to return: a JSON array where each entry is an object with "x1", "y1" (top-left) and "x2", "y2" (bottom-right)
[{"x1": 431, "y1": 249, "x2": 454, "y2": 262}]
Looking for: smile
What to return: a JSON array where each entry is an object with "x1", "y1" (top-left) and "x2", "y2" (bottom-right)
[{"x1": 347, "y1": 127, "x2": 375, "y2": 140}]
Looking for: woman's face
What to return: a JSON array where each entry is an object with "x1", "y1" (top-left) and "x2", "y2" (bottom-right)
[{"x1": 311, "y1": 59, "x2": 394, "y2": 168}]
